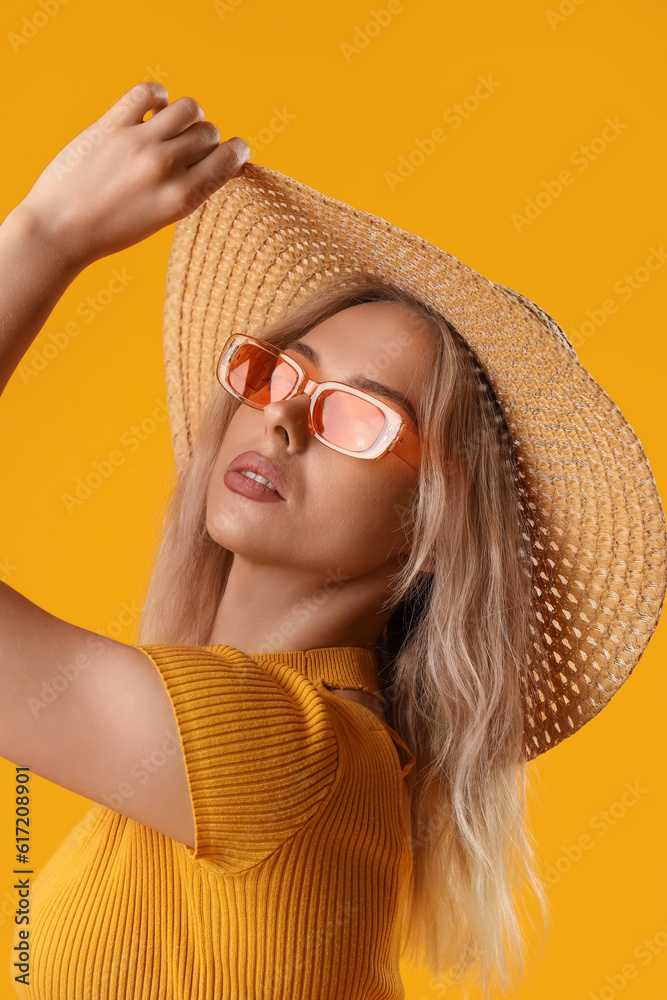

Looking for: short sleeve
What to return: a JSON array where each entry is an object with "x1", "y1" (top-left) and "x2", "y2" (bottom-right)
[{"x1": 135, "y1": 643, "x2": 338, "y2": 874}]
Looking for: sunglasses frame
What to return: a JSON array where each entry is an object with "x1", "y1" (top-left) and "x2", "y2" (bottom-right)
[{"x1": 215, "y1": 334, "x2": 421, "y2": 471}]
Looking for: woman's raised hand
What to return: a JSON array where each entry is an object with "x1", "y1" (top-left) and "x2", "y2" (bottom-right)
[{"x1": 17, "y1": 81, "x2": 250, "y2": 269}]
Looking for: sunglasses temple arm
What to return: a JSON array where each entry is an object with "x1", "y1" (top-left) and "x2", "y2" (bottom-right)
[{"x1": 389, "y1": 422, "x2": 421, "y2": 471}]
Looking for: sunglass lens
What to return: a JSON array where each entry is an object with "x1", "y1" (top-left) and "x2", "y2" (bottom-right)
[
  {"x1": 314, "y1": 389, "x2": 386, "y2": 453},
  {"x1": 228, "y1": 344, "x2": 298, "y2": 404}
]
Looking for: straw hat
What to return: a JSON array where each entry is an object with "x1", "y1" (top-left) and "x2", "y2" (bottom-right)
[{"x1": 161, "y1": 160, "x2": 667, "y2": 761}]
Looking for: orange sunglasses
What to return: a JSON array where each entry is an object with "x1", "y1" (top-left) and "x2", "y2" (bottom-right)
[{"x1": 216, "y1": 334, "x2": 421, "y2": 471}]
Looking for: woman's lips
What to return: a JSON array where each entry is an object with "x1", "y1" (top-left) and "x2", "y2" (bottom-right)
[
  {"x1": 226, "y1": 450, "x2": 287, "y2": 500},
  {"x1": 223, "y1": 469, "x2": 285, "y2": 503}
]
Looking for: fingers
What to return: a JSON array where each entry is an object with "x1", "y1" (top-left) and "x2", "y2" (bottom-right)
[
  {"x1": 142, "y1": 95, "x2": 208, "y2": 141},
  {"x1": 164, "y1": 119, "x2": 222, "y2": 168},
  {"x1": 106, "y1": 81, "x2": 170, "y2": 127},
  {"x1": 105, "y1": 85, "x2": 232, "y2": 167},
  {"x1": 102, "y1": 82, "x2": 251, "y2": 220},
  {"x1": 177, "y1": 137, "x2": 251, "y2": 216}
]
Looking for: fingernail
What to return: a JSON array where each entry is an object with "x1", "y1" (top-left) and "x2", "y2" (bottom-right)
[{"x1": 231, "y1": 137, "x2": 251, "y2": 162}]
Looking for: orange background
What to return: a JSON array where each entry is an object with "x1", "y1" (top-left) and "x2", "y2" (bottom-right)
[{"x1": 0, "y1": 0, "x2": 666, "y2": 996}]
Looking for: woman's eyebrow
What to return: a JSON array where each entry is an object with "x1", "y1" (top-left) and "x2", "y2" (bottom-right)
[{"x1": 288, "y1": 340, "x2": 419, "y2": 428}]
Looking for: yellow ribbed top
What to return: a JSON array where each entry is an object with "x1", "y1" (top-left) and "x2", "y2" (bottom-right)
[{"x1": 12, "y1": 643, "x2": 416, "y2": 1000}]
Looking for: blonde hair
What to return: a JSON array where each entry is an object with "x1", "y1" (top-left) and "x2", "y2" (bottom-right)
[{"x1": 138, "y1": 271, "x2": 550, "y2": 996}]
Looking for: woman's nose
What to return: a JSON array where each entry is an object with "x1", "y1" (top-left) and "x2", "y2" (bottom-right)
[{"x1": 262, "y1": 393, "x2": 313, "y2": 454}]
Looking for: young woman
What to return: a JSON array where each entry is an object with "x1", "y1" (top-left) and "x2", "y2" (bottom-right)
[{"x1": 2, "y1": 81, "x2": 665, "y2": 1000}]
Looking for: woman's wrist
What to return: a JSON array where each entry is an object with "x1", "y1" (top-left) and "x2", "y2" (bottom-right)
[{"x1": 4, "y1": 199, "x2": 92, "y2": 276}]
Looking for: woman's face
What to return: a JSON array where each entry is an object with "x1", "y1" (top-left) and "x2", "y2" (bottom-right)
[{"x1": 206, "y1": 300, "x2": 438, "y2": 580}]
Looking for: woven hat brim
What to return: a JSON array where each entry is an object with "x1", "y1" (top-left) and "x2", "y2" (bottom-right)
[{"x1": 162, "y1": 162, "x2": 667, "y2": 760}]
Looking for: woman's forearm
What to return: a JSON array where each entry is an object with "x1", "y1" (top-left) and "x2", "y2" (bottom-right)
[{"x1": 0, "y1": 203, "x2": 85, "y2": 397}]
